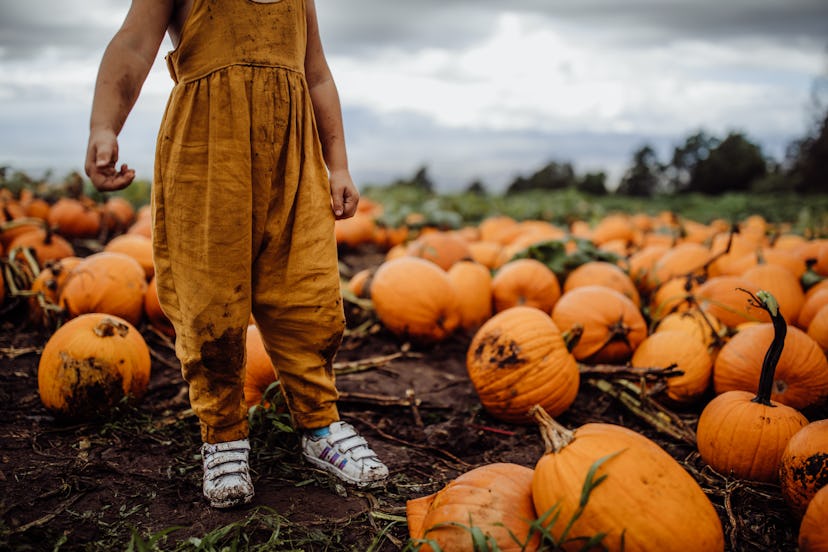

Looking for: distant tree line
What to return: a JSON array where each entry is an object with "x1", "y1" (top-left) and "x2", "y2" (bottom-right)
[{"x1": 386, "y1": 94, "x2": 828, "y2": 198}]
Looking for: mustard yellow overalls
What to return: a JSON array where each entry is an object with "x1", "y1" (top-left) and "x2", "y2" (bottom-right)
[{"x1": 152, "y1": 0, "x2": 343, "y2": 444}]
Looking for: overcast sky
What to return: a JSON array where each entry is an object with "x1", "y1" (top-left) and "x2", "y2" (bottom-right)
[{"x1": 1, "y1": 1, "x2": 826, "y2": 193}]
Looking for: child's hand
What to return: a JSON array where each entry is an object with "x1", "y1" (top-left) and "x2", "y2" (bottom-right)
[
  {"x1": 329, "y1": 169, "x2": 359, "y2": 219},
  {"x1": 85, "y1": 129, "x2": 136, "y2": 192}
]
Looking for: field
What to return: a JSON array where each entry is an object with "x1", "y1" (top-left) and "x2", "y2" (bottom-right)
[{"x1": 1, "y1": 188, "x2": 828, "y2": 551}]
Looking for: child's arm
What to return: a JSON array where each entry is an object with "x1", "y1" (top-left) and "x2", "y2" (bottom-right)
[
  {"x1": 85, "y1": 0, "x2": 174, "y2": 192},
  {"x1": 304, "y1": 0, "x2": 359, "y2": 219}
]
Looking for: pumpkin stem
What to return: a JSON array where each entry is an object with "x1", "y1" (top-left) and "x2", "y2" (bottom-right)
[
  {"x1": 94, "y1": 317, "x2": 131, "y2": 338},
  {"x1": 530, "y1": 404, "x2": 575, "y2": 453},
  {"x1": 740, "y1": 289, "x2": 786, "y2": 407},
  {"x1": 562, "y1": 323, "x2": 583, "y2": 352}
]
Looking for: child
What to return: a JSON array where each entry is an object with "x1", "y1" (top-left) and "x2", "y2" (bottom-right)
[{"x1": 84, "y1": 0, "x2": 388, "y2": 508}]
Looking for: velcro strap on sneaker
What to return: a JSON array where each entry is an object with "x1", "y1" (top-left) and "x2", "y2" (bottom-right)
[
  {"x1": 205, "y1": 450, "x2": 249, "y2": 470},
  {"x1": 205, "y1": 460, "x2": 249, "y2": 481},
  {"x1": 210, "y1": 439, "x2": 251, "y2": 453}
]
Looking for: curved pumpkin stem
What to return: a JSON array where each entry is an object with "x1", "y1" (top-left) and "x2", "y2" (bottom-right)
[
  {"x1": 740, "y1": 288, "x2": 786, "y2": 407},
  {"x1": 530, "y1": 404, "x2": 575, "y2": 453}
]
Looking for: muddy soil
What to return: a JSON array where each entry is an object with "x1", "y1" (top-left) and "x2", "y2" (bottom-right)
[{"x1": 0, "y1": 247, "x2": 813, "y2": 551}]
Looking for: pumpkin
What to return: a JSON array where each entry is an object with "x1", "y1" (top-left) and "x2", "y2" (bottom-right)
[
  {"x1": 48, "y1": 197, "x2": 101, "y2": 239},
  {"x1": 59, "y1": 251, "x2": 148, "y2": 327},
  {"x1": 631, "y1": 330, "x2": 713, "y2": 405},
  {"x1": 779, "y1": 419, "x2": 828, "y2": 518},
  {"x1": 646, "y1": 242, "x2": 710, "y2": 291},
  {"x1": 37, "y1": 313, "x2": 151, "y2": 420},
  {"x1": 466, "y1": 306, "x2": 579, "y2": 424},
  {"x1": 334, "y1": 212, "x2": 376, "y2": 249},
  {"x1": 713, "y1": 312, "x2": 828, "y2": 411},
  {"x1": 102, "y1": 196, "x2": 136, "y2": 232},
  {"x1": 144, "y1": 275, "x2": 175, "y2": 337},
  {"x1": 798, "y1": 288, "x2": 828, "y2": 331},
  {"x1": 654, "y1": 308, "x2": 724, "y2": 350},
  {"x1": 626, "y1": 244, "x2": 669, "y2": 290},
  {"x1": 345, "y1": 267, "x2": 374, "y2": 299},
  {"x1": 807, "y1": 303, "x2": 828, "y2": 353},
  {"x1": 742, "y1": 263, "x2": 805, "y2": 324},
  {"x1": 406, "y1": 231, "x2": 472, "y2": 271},
  {"x1": 7, "y1": 225, "x2": 75, "y2": 266},
  {"x1": 697, "y1": 291, "x2": 810, "y2": 482},
  {"x1": 551, "y1": 285, "x2": 647, "y2": 364},
  {"x1": 478, "y1": 215, "x2": 521, "y2": 245},
  {"x1": 695, "y1": 275, "x2": 767, "y2": 328},
  {"x1": 406, "y1": 463, "x2": 539, "y2": 552},
  {"x1": 562, "y1": 261, "x2": 640, "y2": 307},
  {"x1": 799, "y1": 484, "x2": 828, "y2": 552},
  {"x1": 243, "y1": 324, "x2": 280, "y2": 409},
  {"x1": 530, "y1": 406, "x2": 724, "y2": 552},
  {"x1": 0, "y1": 217, "x2": 44, "y2": 249},
  {"x1": 590, "y1": 213, "x2": 635, "y2": 246},
  {"x1": 447, "y1": 260, "x2": 493, "y2": 333},
  {"x1": 104, "y1": 233, "x2": 154, "y2": 280},
  {"x1": 370, "y1": 257, "x2": 460, "y2": 343},
  {"x1": 467, "y1": 240, "x2": 505, "y2": 270},
  {"x1": 28, "y1": 256, "x2": 83, "y2": 327},
  {"x1": 649, "y1": 275, "x2": 697, "y2": 319},
  {"x1": 490, "y1": 258, "x2": 561, "y2": 314}
]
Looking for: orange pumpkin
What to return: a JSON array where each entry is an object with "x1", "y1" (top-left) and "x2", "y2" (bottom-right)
[
  {"x1": 807, "y1": 303, "x2": 828, "y2": 353},
  {"x1": 530, "y1": 406, "x2": 724, "y2": 552},
  {"x1": 654, "y1": 308, "x2": 724, "y2": 350},
  {"x1": 369, "y1": 257, "x2": 460, "y2": 343},
  {"x1": 646, "y1": 242, "x2": 710, "y2": 291},
  {"x1": 334, "y1": 212, "x2": 376, "y2": 249},
  {"x1": 28, "y1": 256, "x2": 83, "y2": 327},
  {"x1": 742, "y1": 263, "x2": 805, "y2": 324},
  {"x1": 626, "y1": 244, "x2": 669, "y2": 289},
  {"x1": 406, "y1": 231, "x2": 472, "y2": 271},
  {"x1": 798, "y1": 288, "x2": 828, "y2": 331},
  {"x1": 697, "y1": 291, "x2": 810, "y2": 482},
  {"x1": 562, "y1": 261, "x2": 640, "y2": 307},
  {"x1": 447, "y1": 260, "x2": 493, "y2": 333},
  {"x1": 59, "y1": 251, "x2": 148, "y2": 327},
  {"x1": 104, "y1": 233, "x2": 154, "y2": 280},
  {"x1": 467, "y1": 240, "x2": 505, "y2": 270},
  {"x1": 102, "y1": 196, "x2": 136, "y2": 232},
  {"x1": 779, "y1": 420, "x2": 828, "y2": 518},
  {"x1": 466, "y1": 306, "x2": 579, "y2": 424},
  {"x1": 48, "y1": 197, "x2": 101, "y2": 239},
  {"x1": 406, "y1": 463, "x2": 539, "y2": 552},
  {"x1": 7, "y1": 225, "x2": 75, "y2": 266},
  {"x1": 243, "y1": 324, "x2": 280, "y2": 409},
  {"x1": 490, "y1": 258, "x2": 561, "y2": 314},
  {"x1": 345, "y1": 268, "x2": 374, "y2": 299},
  {"x1": 631, "y1": 330, "x2": 713, "y2": 404},
  {"x1": 695, "y1": 275, "x2": 767, "y2": 328},
  {"x1": 799, "y1": 484, "x2": 828, "y2": 552},
  {"x1": 37, "y1": 313, "x2": 151, "y2": 420},
  {"x1": 144, "y1": 275, "x2": 175, "y2": 338},
  {"x1": 713, "y1": 317, "x2": 828, "y2": 411},
  {"x1": 551, "y1": 285, "x2": 647, "y2": 364}
]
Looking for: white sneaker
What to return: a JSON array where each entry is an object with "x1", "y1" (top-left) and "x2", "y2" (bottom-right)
[
  {"x1": 201, "y1": 439, "x2": 255, "y2": 508},
  {"x1": 301, "y1": 421, "x2": 389, "y2": 488}
]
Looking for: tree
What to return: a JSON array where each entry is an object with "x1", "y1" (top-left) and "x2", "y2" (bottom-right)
[
  {"x1": 465, "y1": 179, "x2": 487, "y2": 196},
  {"x1": 666, "y1": 131, "x2": 719, "y2": 193},
  {"x1": 787, "y1": 107, "x2": 828, "y2": 194},
  {"x1": 690, "y1": 132, "x2": 768, "y2": 194},
  {"x1": 616, "y1": 145, "x2": 663, "y2": 197},
  {"x1": 577, "y1": 172, "x2": 607, "y2": 196},
  {"x1": 506, "y1": 160, "x2": 575, "y2": 194}
]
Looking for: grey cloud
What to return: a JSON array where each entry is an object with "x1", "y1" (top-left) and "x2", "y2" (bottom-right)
[{"x1": 318, "y1": 0, "x2": 828, "y2": 57}]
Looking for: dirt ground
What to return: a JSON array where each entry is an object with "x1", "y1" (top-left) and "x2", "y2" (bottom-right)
[{"x1": 0, "y1": 246, "x2": 816, "y2": 551}]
